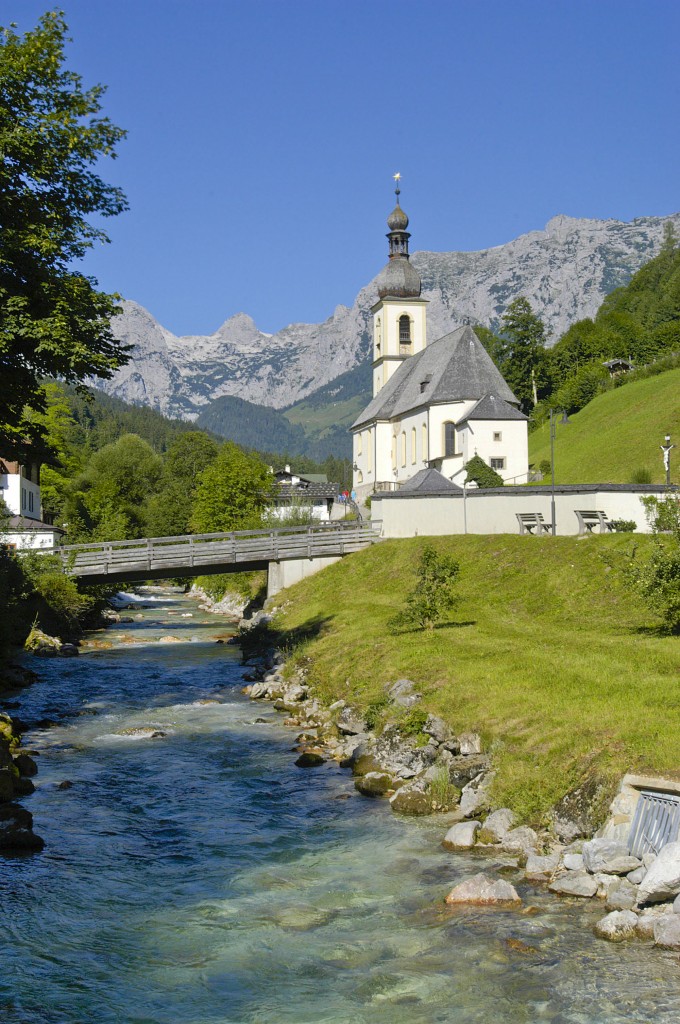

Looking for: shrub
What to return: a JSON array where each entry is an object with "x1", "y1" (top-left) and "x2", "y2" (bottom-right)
[
  {"x1": 399, "y1": 706, "x2": 429, "y2": 736},
  {"x1": 364, "y1": 695, "x2": 390, "y2": 731},
  {"x1": 629, "y1": 467, "x2": 653, "y2": 485},
  {"x1": 625, "y1": 495, "x2": 680, "y2": 632},
  {"x1": 464, "y1": 454, "x2": 504, "y2": 489},
  {"x1": 610, "y1": 520, "x2": 636, "y2": 533},
  {"x1": 389, "y1": 545, "x2": 461, "y2": 631}
]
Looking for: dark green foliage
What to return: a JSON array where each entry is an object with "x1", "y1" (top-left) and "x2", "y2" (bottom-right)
[
  {"x1": 390, "y1": 545, "x2": 461, "y2": 631},
  {"x1": 196, "y1": 396, "x2": 307, "y2": 455},
  {"x1": 398, "y1": 706, "x2": 429, "y2": 735},
  {"x1": 0, "y1": 12, "x2": 128, "y2": 456},
  {"x1": 145, "y1": 432, "x2": 219, "y2": 537},
  {"x1": 364, "y1": 695, "x2": 390, "y2": 731},
  {"x1": 499, "y1": 298, "x2": 549, "y2": 411},
  {"x1": 190, "y1": 443, "x2": 276, "y2": 533},
  {"x1": 610, "y1": 520, "x2": 636, "y2": 533},
  {"x1": 474, "y1": 325, "x2": 507, "y2": 369},
  {"x1": 626, "y1": 496, "x2": 680, "y2": 632},
  {"x1": 464, "y1": 454, "x2": 504, "y2": 488}
]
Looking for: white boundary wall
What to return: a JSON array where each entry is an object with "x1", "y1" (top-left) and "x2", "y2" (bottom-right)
[{"x1": 370, "y1": 485, "x2": 672, "y2": 538}]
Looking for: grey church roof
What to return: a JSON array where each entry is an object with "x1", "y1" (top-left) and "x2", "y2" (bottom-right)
[
  {"x1": 398, "y1": 468, "x2": 462, "y2": 494},
  {"x1": 459, "y1": 393, "x2": 528, "y2": 423},
  {"x1": 353, "y1": 325, "x2": 519, "y2": 429},
  {"x1": 376, "y1": 257, "x2": 422, "y2": 299}
]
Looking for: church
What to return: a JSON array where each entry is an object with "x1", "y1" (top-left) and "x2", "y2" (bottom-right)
[{"x1": 351, "y1": 182, "x2": 529, "y2": 500}]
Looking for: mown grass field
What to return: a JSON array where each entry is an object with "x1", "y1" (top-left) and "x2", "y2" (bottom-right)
[
  {"x1": 273, "y1": 534, "x2": 680, "y2": 824},
  {"x1": 529, "y1": 368, "x2": 680, "y2": 485}
]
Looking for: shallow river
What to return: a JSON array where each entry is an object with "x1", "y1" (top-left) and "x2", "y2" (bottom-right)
[{"x1": 2, "y1": 590, "x2": 680, "y2": 1024}]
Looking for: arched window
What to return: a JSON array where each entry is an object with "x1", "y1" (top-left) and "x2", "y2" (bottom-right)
[
  {"x1": 391, "y1": 435, "x2": 397, "y2": 469},
  {"x1": 399, "y1": 314, "x2": 412, "y2": 348},
  {"x1": 375, "y1": 317, "x2": 382, "y2": 353},
  {"x1": 444, "y1": 421, "x2": 456, "y2": 457},
  {"x1": 401, "y1": 431, "x2": 406, "y2": 467},
  {"x1": 411, "y1": 427, "x2": 417, "y2": 464},
  {"x1": 356, "y1": 432, "x2": 362, "y2": 456},
  {"x1": 422, "y1": 423, "x2": 428, "y2": 461},
  {"x1": 356, "y1": 470, "x2": 363, "y2": 484},
  {"x1": 367, "y1": 430, "x2": 373, "y2": 472}
]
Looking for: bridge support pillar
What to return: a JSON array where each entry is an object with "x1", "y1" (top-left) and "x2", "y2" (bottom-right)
[{"x1": 267, "y1": 556, "x2": 342, "y2": 599}]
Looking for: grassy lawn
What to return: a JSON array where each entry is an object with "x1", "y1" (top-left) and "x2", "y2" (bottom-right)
[
  {"x1": 283, "y1": 394, "x2": 366, "y2": 436},
  {"x1": 529, "y1": 368, "x2": 680, "y2": 485},
  {"x1": 273, "y1": 534, "x2": 680, "y2": 823}
]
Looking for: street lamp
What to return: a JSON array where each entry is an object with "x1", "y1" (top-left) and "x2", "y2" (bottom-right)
[
  {"x1": 661, "y1": 434, "x2": 675, "y2": 487},
  {"x1": 549, "y1": 409, "x2": 569, "y2": 536}
]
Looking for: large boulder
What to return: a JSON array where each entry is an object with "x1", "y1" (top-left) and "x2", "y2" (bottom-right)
[
  {"x1": 594, "y1": 910, "x2": 638, "y2": 942},
  {"x1": 459, "y1": 771, "x2": 494, "y2": 818},
  {"x1": 423, "y1": 715, "x2": 451, "y2": 745},
  {"x1": 524, "y1": 851, "x2": 561, "y2": 882},
  {"x1": 447, "y1": 753, "x2": 490, "y2": 789},
  {"x1": 499, "y1": 826, "x2": 539, "y2": 860},
  {"x1": 294, "y1": 749, "x2": 326, "y2": 768},
  {"x1": 389, "y1": 782, "x2": 433, "y2": 816},
  {"x1": 636, "y1": 906, "x2": 672, "y2": 940},
  {"x1": 582, "y1": 839, "x2": 641, "y2": 876},
  {"x1": 458, "y1": 732, "x2": 482, "y2": 755},
  {"x1": 445, "y1": 872, "x2": 521, "y2": 906},
  {"x1": 335, "y1": 707, "x2": 365, "y2": 736},
  {"x1": 442, "y1": 821, "x2": 480, "y2": 850},
  {"x1": 604, "y1": 878, "x2": 638, "y2": 911},
  {"x1": 551, "y1": 774, "x2": 611, "y2": 842},
  {"x1": 637, "y1": 841, "x2": 680, "y2": 904}
]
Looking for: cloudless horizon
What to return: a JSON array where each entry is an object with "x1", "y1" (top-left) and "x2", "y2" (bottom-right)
[{"x1": 8, "y1": 0, "x2": 680, "y2": 336}]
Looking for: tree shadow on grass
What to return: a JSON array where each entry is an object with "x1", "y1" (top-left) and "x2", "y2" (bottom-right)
[
  {"x1": 389, "y1": 620, "x2": 476, "y2": 636},
  {"x1": 632, "y1": 623, "x2": 680, "y2": 638}
]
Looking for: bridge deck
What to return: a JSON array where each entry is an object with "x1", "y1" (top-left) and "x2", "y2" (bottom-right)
[{"x1": 60, "y1": 522, "x2": 380, "y2": 584}]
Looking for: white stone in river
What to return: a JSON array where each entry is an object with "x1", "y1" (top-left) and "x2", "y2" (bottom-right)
[
  {"x1": 594, "y1": 910, "x2": 638, "y2": 942},
  {"x1": 442, "y1": 821, "x2": 480, "y2": 850},
  {"x1": 445, "y1": 872, "x2": 521, "y2": 906},
  {"x1": 637, "y1": 841, "x2": 680, "y2": 904}
]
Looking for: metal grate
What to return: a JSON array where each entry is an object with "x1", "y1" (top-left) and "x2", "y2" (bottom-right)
[{"x1": 628, "y1": 790, "x2": 680, "y2": 858}]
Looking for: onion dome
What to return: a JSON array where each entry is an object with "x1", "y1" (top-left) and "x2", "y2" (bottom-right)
[
  {"x1": 376, "y1": 258, "x2": 422, "y2": 299},
  {"x1": 387, "y1": 203, "x2": 409, "y2": 231}
]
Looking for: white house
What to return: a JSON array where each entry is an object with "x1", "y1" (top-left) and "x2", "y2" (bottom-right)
[
  {"x1": 0, "y1": 457, "x2": 63, "y2": 550},
  {"x1": 352, "y1": 185, "x2": 529, "y2": 500},
  {"x1": 268, "y1": 466, "x2": 339, "y2": 522}
]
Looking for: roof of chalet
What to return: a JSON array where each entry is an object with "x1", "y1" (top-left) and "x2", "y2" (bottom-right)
[
  {"x1": 6, "y1": 516, "x2": 65, "y2": 533},
  {"x1": 352, "y1": 325, "x2": 519, "y2": 429},
  {"x1": 274, "y1": 482, "x2": 338, "y2": 502},
  {"x1": 398, "y1": 468, "x2": 462, "y2": 494},
  {"x1": 458, "y1": 393, "x2": 528, "y2": 423}
]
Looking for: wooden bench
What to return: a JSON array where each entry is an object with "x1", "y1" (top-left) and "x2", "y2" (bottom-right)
[
  {"x1": 575, "y1": 510, "x2": 614, "y2": 535},
  {"x1": 516, "y1": 512, "x2": 552, "y2": 535}
]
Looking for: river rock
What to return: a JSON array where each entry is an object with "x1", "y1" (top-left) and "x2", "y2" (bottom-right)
[
  {"x1": 389, "y1": 782, "x2": 433, "y2": 816},
  {"x1": 274, "y1": 905, "x2": 333, "y2": 931},
  {"x1": 285, "y1": 683, "x2": 308, "y2": 703},
  {"x1": 294, "y1": 749, "x2": 326, "y2": 768},
  {"x1": 445, "y1": 872, "x2": 521, "y2": 906},
  {"x1": 594, "y1": 910, "x2": 638, "y2": 942},
  {"x1": 654, "y1": 914, "x2": 680, "y2": 950},
  {"x1": 627, "y1": 865, "x2": 646, "y2": 884},
  {"x1": 524, "y1": 851, "x2": 561, "y2": 882},
  {"x1": 0, "y1": 804, "x2": 33, "y2": 829},
  {"x1": 604, "y1": 878, "x2": 638, "y2": 911},
  {"x1": 549, "y1": 872, "x2": 598, "y2": 898},
  {"x1": 58, "y1": 643, "x2": 79, "y2": 657},
  {"x1": 447, "y1": 753, "x2": 490, "y2": 789},
  {"x1": 0, "y1": 825, "x2": 45, "y2": 852},
  {"x1": 551, "y1": 775, "x2": 611, "y2": 842},
  {"x1": 354, "y1": 772, "x2": 393, "y2": 797},
  {"x1": 24, "y1": 628, "x2": 62, "y2": 657},
  {"x1": 637, "y1": 841, "x2": 680, "y2": 904},
  {"x1": 0, "y1": 769, "x2": 16, "y2": 802},
  {"x1": 458, "y1": 732, "x2": 482, "y2": 755},
  {"x1": 479, "y1": 808, "x2": 516, "y2": 843},
  {"x1": 499, "y1": 826, "x2": 539, "y2": 859},
  {"x1": 13, "y1": 753, "x2": 38, "y2": 777},
  {"x1": 636, "y1": 905, "x2": 672, "y2": 939},
  {"x1": 563, "y1": 853, "x2": 584, "y2": 871},
  {"x1": 442, "y1": 821, "x2": 480, "y2": 850},
  {"x1": 459, "y1": 771, "x2": 494, "y2": 818},
  {"x1": 582, "y1": 839, "x2": 641, "y2": 876}
]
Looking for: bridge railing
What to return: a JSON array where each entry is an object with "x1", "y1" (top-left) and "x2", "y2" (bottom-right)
[{"x1": 60, "y1": 521, "x2": 381, "y2": 577}]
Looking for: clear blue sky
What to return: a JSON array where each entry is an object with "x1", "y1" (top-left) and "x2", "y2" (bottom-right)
[{"x1": 9, "y1": 0, "x2": 680, "y2": 336}]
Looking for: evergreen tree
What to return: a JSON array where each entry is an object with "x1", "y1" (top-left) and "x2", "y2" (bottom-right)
[{"x1": 500, "y1": 298, "x2": 548, "y2": 411}]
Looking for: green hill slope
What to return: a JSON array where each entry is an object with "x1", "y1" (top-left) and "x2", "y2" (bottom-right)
[
  {"x1": 529, "y1": 368, "x2": 680, "y2": 484},
  {"x1": 270, "y1": 534, "x2": 680, "y2": 823}
]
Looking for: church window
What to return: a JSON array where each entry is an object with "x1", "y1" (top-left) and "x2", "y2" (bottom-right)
[
  {"x1": 422, "y1": 423, "x2": 428, "y2": 460},
  {"x1": 375, "y1": 317, "x2": 382, "y2": 353},
  {"x1": 493, "y1": 431, "x2": 502, "y2": 442},
  {"x1": 444, "y1": 421, "x2": 456, "y2": 457},
  {"x1": 356, "y1": 470, "x2": 363, "y2": 484},
  {"x1": 367, "y1": 431, "x2": 372, "y2": 472},
  {"x1": 399, "y1": 315, "x2": 412, "y2": 348},
  {"x1": 411, "y1": 427, "x2": 417, "y2": 463},
  {"x1": 356, "y1": 432, "x2": 362, "y2": 456},
  {"x1": 391, "y1": 436, "x2": 397, "y2": 469},
  {"x1": 490, "y1": 457, "x2": 506, "y2": 471},
  {"x1": 400, "y1": 431, "x2": 406, "y2": 467}
]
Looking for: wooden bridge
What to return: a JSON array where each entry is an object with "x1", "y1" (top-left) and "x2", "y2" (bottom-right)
[{"x1": 59, "y1": 522, "x2": 381, "y2": 587}]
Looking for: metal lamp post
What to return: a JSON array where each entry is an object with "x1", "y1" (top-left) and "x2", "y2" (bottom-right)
[{"x1": 549, "y1": 410, "x2": 569, "y2": 536}]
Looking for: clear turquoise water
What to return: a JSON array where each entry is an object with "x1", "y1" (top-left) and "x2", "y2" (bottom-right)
[{"x1": 2, "y1": 591, "x2": 680, "y2": 1023}]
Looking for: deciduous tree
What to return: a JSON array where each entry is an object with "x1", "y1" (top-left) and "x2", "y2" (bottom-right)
[{"x1": 0, "y1": 11, "x2": 128, "y2": 455}]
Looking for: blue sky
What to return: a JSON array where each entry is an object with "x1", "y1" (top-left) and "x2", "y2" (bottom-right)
[{"x1": 9, "y1": 0, "x2": 680, "y2": 336}]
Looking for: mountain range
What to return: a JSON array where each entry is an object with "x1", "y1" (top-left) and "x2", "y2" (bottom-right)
[{"x1": 101, "y1": 211, "x2": 680, "y2": 457}]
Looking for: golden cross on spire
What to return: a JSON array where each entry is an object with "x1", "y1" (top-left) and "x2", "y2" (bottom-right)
[{"x1": 393, "y1": 171, "x2": 401, "y2": 202}]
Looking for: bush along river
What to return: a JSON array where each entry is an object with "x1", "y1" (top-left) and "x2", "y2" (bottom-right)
[{"x1": 3, "y1": 588, "x2": 680, "y2": 1024}]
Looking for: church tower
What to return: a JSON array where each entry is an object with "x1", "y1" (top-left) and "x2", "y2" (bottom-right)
[{"x1": 371, "y1": 175, "x2": 428, "y2": 397}]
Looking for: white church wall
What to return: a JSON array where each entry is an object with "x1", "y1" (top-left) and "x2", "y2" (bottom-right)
[
  {"x1": 462, "y1": 419, "x2": 530, "y2": 484},
  {"x1": 371, "y1": 488, "x2": 658, "y2": 538}
]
